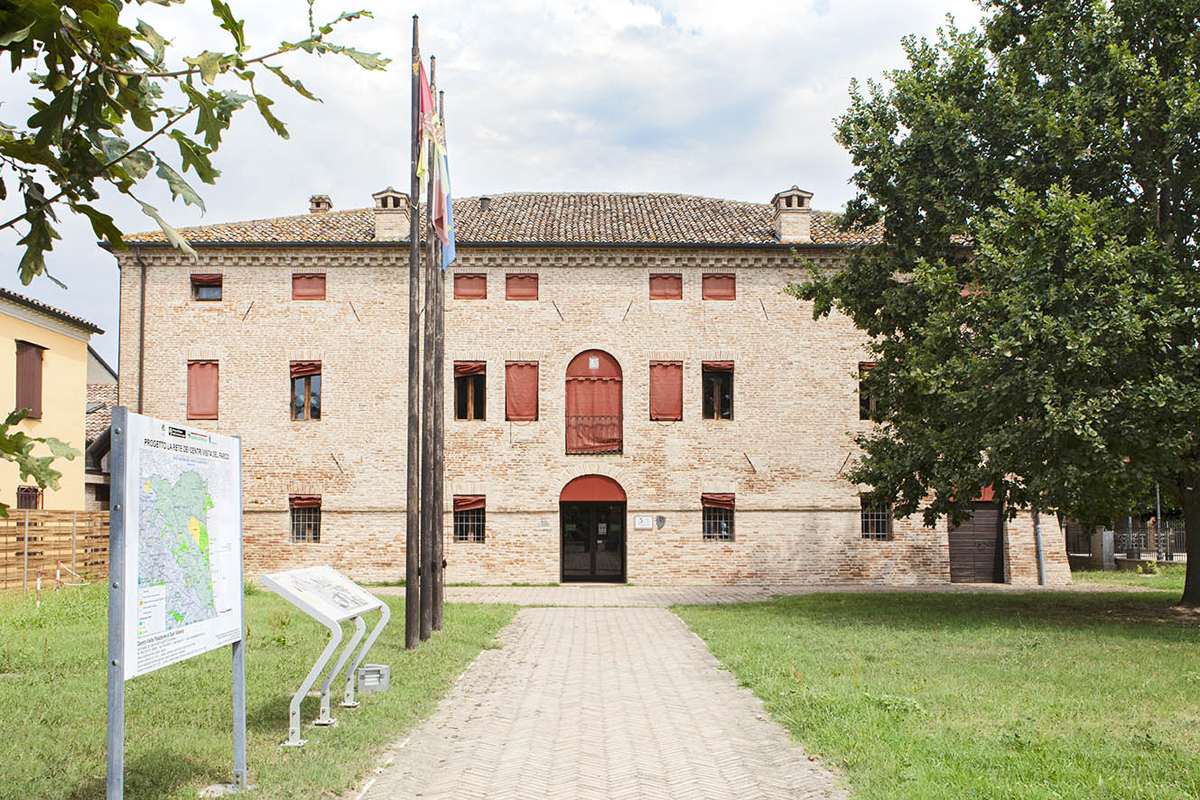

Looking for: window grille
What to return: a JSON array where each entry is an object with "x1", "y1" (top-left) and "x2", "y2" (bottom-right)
[
  {"x1": 861, "y1": 496, "x2": 891, "y2": 540},
  {"x1": 16, "y1": 485, "x2": 41, "y2": 510},
  {"x1": 703, "y1": 507, "x2": 734, "y2": 541},
  {"x1": 454, "y1": 507, "x2": 486, "y2": 543},
  {"x1": 290, "y1": 506, "x2": 321, "y2": 543}
]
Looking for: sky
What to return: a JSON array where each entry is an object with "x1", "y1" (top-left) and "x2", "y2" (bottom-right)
[{"x1": 0, "y1": 0, "x2": 983, "y2": 368}]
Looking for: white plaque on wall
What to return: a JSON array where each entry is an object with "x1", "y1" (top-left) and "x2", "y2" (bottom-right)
[{"x1": 634, "y1": 515, "x2": 653, "y2": 530}]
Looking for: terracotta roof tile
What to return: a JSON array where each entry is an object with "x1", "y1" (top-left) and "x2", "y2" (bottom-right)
[
  {"x1": 123, "y1": 192, "x2": 883, "y2": 247},
  {"x1": 86, "y1": 383, "x2": 118, "y2": 442}
]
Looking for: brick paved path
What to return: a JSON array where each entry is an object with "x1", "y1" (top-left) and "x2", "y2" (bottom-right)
[{"x1": 355, "y1": 607, "x2": 846, "y2": 799}]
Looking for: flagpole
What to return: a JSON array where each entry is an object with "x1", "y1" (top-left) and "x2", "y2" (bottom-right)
[
  {"x1": 432, "y1": 88, "x2": 446, "y2": 632},
  {"x1": 405, "y1": 16, "x2": 422, "y2": 651},
  {"x1": 419, "y1": 55, "x2": 438, "y2": 642}
]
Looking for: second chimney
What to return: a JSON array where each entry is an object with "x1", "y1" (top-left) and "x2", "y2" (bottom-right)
[
  {"x1": 310, "y1": 194, "x2": 333, "y2": 214},
  {"x1": 371, "y1": 187, "x2": 410, "y2": 241},
  {"x1": 771, "y1": 186, "x2": 813, "y2": 243}
]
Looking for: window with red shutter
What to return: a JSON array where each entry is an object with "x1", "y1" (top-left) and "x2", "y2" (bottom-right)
[
  {"x1": 505, "y1": 361, "x2": 538, "y2": 421},
  {"x1": 454, "y1": 361, "x2": 486, "y2": 420},
  {"x1": 292, "y1": 273, "x2": 326, "y2": 300},
  {"x1": 505, "y1": 274, "x2": 538, "y2": 300},
  {"x1": 649, "y1": 273, "x2": 682, "y2": 300},
  {"x1": 289, "y1": 495, "x2": 321, "y2": 542},
  {"x1": 187, "y1": 360, "x2": 219, "y2": 420},
  {"x1": 701, "y1": 361, "x2": 733, "y2": 419},
  {"x1": 702, "y1": 273, "x2": 736, "y2": 300},
  {"x1": 290, "y1": 361, "x2": 321, "y2": 420},
  {"x1": 191, "y1": 273, "x2": 223, "y2": 301},
  {"x1": 649, "y1": 361, "x2": 682, "y2": 420},
  {"x1": 454, "y1": 273, "x2": 487, "y2": 299},
  {"x1": 15, "y1": 341, "x2": 44, "y2": 419}
]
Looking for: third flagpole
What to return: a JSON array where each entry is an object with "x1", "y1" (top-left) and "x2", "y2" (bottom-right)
[{"x1": 432, "y1": 89, "x2": 447, "y2": 631}]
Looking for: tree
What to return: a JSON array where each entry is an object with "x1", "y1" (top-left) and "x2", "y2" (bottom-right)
[
  {"x1": 793, "y1": 0, "x2": 1200, "y2": 604},
  {"x1": 0, "y1": 0, "x2": 387, "y2": 283},
  {"x1": 0, "y1": 0, "x2": 387, "y2": 514}
]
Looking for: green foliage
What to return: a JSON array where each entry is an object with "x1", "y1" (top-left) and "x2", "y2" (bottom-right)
[
  {"x1": 0, "y1": 409, "x2": 79, "y2": 518},
  {"x1": 0, "y1": 0, "x2": 389, "y2": 283},
  {"x1": 792, "y1": 0, "x2": 1200, "y2": 600}
]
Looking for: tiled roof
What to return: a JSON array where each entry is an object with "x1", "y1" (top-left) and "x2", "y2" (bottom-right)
[
  {"x1": 0, "y1": 287, "x2": 104, "y2": 333},
  {"x1": 86, "y1": 383, "x2": 118, "y2": 442},
  {"x1": 122, "y1": 192, "x2": 884, "y2": 247}
]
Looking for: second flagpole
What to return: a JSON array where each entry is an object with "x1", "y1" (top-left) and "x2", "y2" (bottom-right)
[{"x1": 405, "y1": 15, "x2": 422, "y2": 650}]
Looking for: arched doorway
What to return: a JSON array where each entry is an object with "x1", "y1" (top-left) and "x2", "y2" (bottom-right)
[
  {"x1": 560, "y1": 475, "x2": 626, "y2": 582},
  {"x1": 565, "y1": 350, "x2": 622, "y2": 454}
]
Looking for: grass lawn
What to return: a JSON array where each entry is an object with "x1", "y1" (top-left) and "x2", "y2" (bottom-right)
[
  {"x1": 675, "y1": 590, "x2": 1200, "y2": 799},
  {"x1": 1071, "y1": 563, "x2": 1188, "y2": 594},
  {"x1": 0, "y1": 583, "x2": 515, "y2": 798}
]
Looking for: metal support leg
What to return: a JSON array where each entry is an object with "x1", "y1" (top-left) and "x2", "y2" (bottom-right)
[
  {"x1": 343, "y1": 602, "x2": 391, "y2": 707},
  {"x1": 232, "y1": 639, "x2": 247, "y2": 788},
  {"x1": 314, "y1": 616, "x2": 365, "y2": 726},
  {"x1": 283, "y1": 617, "x2": 342, "y2": 747}
]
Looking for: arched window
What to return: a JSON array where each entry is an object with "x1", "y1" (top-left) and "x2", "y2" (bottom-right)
[{"x1": 565, "y1": 350, "x2": 622, "y2": 454}]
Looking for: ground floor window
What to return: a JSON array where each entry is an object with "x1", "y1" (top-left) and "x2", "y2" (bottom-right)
[
  {"x1": 289, "y1": 495, "x2": 321, "y2": 543},
  {"x1": 701, "y1": 493, "x2": 735, "y2": 541},
  {"x1": 860, "y1": 496, "x2": 892, "y2": 540},
  {"x1": 453, "y1": 495, "x2": 486, "y2": 542}
]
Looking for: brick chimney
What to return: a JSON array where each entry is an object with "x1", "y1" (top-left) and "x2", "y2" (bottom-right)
[
  {"x1": 309, "y1": 194, "x2": 333, "y2": 214},
  {"x1": 371, "y1": 187, "x2": 409, "y2": 241},
  {"x1": 771, "y1": 186, "x2": 813, "y2": 243}
]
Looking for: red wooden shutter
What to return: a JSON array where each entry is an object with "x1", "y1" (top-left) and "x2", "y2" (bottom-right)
[
  {"x1": 649, "y1": 274, "x2": 682, "y2": 299},
  {"x1": 187, "y1": 360, "x2": 219, "y2": 419},
  {"x1": 649, "y1": 361, "x2": 682, "y2": 421},
  {"x1": 702, "y1": 273, "x2": 736, "y2": 300},
  {"x1": 701, "y1": 493, "x2": 735, "y2": 510},
  {"x1": 505, "y1": 361, "x2": 538, "y2": 421},
  {"x1": 289, "y1": 494, "x2": 321, "y2": 508},
  {"x1": 454, "y1": 274, "x2": 487, "y2": 299},
  {"x1": 453, "y1": 495, "x2": 485, "y2": 511},
  {"x1": 15, "y1": 341, "x2": 44, "y2": 419},
  {"x1": 190, "y1": 273, "x2": 223, "y2": 286},
  {"x1": 505, "y1": 274, "x2": 538, "y2": 300},
  {"x1": 290, "y1": 360, "x2": 322, "y2": 378},
  {"x1": 701, "y1": 360, "x2": 734, "y2": 373},
  {"x1": 454, "y1": 361, "x2": 486, "y2": 376},
  {"x1": 292, "y1": 274, "x2": 326, "y2": 300}
]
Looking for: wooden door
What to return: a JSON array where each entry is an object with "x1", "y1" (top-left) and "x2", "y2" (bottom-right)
[{"x1": 948, "y1": 502, "x2": 1004, "y2": 583}]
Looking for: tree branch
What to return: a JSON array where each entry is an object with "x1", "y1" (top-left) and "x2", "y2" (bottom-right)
[{"x1": 0, "y1": 105, "x2": 197, "y2": 235}]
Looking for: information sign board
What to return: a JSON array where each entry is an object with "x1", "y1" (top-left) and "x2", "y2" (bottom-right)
[
  {"x1": 117, "y1": 412, "x2": 244, "y2": 679},
  {"x1": 262, "y1": 565, "x2": 381, "y2": 622}
]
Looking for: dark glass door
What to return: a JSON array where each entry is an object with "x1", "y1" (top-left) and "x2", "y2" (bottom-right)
[{"x1": 560, "y1": 502, "x2": 626, "y2": 582}]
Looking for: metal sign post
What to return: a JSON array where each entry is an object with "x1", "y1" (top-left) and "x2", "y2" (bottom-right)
[
  {"x1": 261, "y1": 566, "x2": 388, "y2": 747},
  {"x1": 106, "y1": 408, "x2": 247, "y2": 797}
]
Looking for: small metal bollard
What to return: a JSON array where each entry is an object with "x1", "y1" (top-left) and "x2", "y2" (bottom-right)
[{"x1": 357, "y1": 664, "x2": 390, "y2": 695}]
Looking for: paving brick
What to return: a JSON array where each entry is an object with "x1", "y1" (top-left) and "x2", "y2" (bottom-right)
[{"x1": 352, "y1": 607, "x2": 846, "y2": 800}]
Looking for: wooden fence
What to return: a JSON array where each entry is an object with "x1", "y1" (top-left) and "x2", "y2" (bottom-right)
[{"x1": 0, "y1": 510, "x2": 109, "y2": 593}]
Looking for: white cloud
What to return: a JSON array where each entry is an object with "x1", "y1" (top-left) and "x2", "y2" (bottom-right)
[{"x1": 0, "y1": 0, "x2": 981, "y2": 367}]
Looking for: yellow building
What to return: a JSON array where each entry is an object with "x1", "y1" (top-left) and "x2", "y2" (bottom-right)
[{"x1": 0, "y1": 287, "x2": 102, "y2": 510}]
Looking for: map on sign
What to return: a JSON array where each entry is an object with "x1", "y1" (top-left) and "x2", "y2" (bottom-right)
[
  {"x1": 261, "y1": 566, "x2": 381, "y2": 623},
  {"x1": 121, "y1": 412, "x2": 243, "y2": 679}
]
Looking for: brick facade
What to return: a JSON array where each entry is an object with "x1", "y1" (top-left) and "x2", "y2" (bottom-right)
[{"x1": 115, "y1": 196, "x2": 1071, "y2": 586}]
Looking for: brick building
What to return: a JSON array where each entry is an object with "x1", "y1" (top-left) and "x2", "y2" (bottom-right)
[{"x1": 114, "y1": 188, "x2": 1070, "y2": 586}]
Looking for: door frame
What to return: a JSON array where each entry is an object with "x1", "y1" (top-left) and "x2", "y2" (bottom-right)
[{"x1": 559, "y1": 501, "x2": 627, "y2": 583}]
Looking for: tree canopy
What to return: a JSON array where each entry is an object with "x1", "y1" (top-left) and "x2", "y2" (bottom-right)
[
  {"x1": 793, "y1": 0, "x2": 1200, "y2": 603},
  {"x1": 0, "y1": 0, "x2": 386, "y2": 514},
  {"x1": 0, "y1": 0, "x2": 387, "y2": 286}
]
